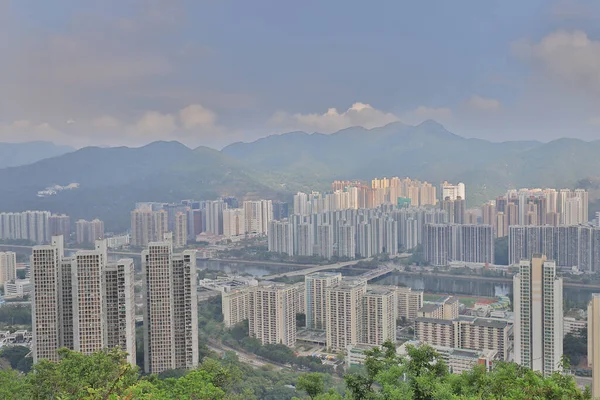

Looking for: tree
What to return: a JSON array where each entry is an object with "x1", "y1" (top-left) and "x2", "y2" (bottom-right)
[
  {"x1": 564, "y1": 328, "x2": 588, "y2": 366},
  {"x1": 0, "y1": 346, "x2": 31, "y2": 372},
  {"x1": 27, "y1": 347, "x2": 138, "y2": 399},
  {"x1": 297, "y1": 373, "x2": 325, "y2": 400}
]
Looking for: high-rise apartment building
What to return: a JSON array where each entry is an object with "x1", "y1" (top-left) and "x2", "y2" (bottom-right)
[
  {"x1": 337, "y1": 224, "x2": 355, "y2": 259},
  {"x1": 0, "y1": 252, "x2": 16, "y2": 285},
  {"x1": 223, "y1": 208, "x2": 244, "y2": 238},
  {"x1": 32, "y1": 236, "x2": 135, "y2": 364},
  {"x1": 268, "y1": 219, "x2": 294, "y2": 255},
  {"x1": 130, "y1": 209, "x2": 169, "y2": 247},
  {"x1": 423, "y1": 224, "x2": 494, "y2": 266},
  {"x1": 173, "y1": 212, "x2": 187, "y2": 248},
  {"x1": 513, "y1": 256, "x2": 563, "y2": 376},
  {"x1": 243, "y1": 200, "x2": 272, "y2": 235},
  {"x1": 272, "y1": 201, "x2": 289, "y2": 221},
  {"x1": 0, "y1": 211, "x2": 51, "y2": 243},
  {"x1": 75, "y1": 219, "x2": 105, "y2": 245},
  {"x1": 104, "y1": 259, "x2": 136, "y2": 366},
  {"x1": 305, "y1": 272, "x2": 342, "y2": 330},
  {"x1": 441, "y1": 182, "x2": 466, "y2": 202},
  {"x1": 248, "y1": 282, "x2": 297, "y2": 346},
  {"x1": 362, "y1": 287, "x2": 395, "y2": 346},
  {"x1": 32, "y1": 235, "x2": 64, "y2": 362},
  {"x1": 588, "y1": 294, "x2": 600, "y2": 398},
  {"x1": 222, "y1": 289, "x2": 250, "y2": 328},
  {"x1": 317, "y1": 225, "x2": 334, "y2": 259},
  {"x1": 205, "y1": 200, "x2": 226, "y2": 235},
  {"x1": 296, "y1": 224, "x2": 314, "y2": 256},
  {"x1": 48, "y1": 214, "x2": 71, "y2": 238},
  {"x1": 396, "y1": 286, "x2": 424, "y2": 321},
  {"x1": 142, "y1": 239, "x2": 198, "y2": 374},
  {"x1": 71, "y1": 241, "x2": 107, "y2": 355},
  {"x1": 325, "y1": 278, "x2": 367, "y2": 351},
  {"x1": 508, "y1": 224, "x2": 600, "y2": 271},
  {"x1": 415, "y1": 316, "x2": 510, "y2": 361}
]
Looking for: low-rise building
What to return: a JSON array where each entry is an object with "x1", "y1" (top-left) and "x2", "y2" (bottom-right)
[
  {"x1": 4, "y1": 279, "x2": 32, "y2": 298},
  {"x1": 415, "y1": 317, "x2": 456, "y2": 348},
  {"x1": 415, "y1": 316, "x2": 511, "y2": 361},
  {"x1": 564, "y1": 317, "x2": 586, "y2": 337}
]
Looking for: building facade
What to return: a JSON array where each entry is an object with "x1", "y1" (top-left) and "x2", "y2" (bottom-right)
[
  {"x1": 513, "y1": 256, "x2": 563, "y2": 376},
  {"x1": 142, "y1": 240, "x2": 198, "y2": 374},
  {"x1": 248, "y1": 283, "x2": 297, "y2": 347}
]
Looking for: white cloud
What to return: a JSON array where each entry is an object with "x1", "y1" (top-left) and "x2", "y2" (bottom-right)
[
  {"x1": 269, "y1": 102, "x2": 399, "y2": 133},
  {"x1": 0, "y1": 102, "x2": 234, "y2": 148},
  {"x1": 514, "y1": 30, "x2": 600, "y2": 91},
  {"x1": 134, "y1": 111, "x2": 178, "y2": 136},
  {"x1": 0, "y1": 120, "x2": 72, "y2": 144},
  {"x1": 92, "y1": 116, "x2": 121, "y2": 130},
  {"x1": 467, "y1": 95, "x2": 501, "y2": 111},
  {"x1": 179, "y1": 104, "x2": 217, "y2": 129}
]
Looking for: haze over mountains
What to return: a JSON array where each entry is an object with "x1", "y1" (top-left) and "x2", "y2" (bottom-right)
[
  {"x1": 0, "y1": 142, "x2": 74, "y2": 168},
  {"x1": 2, "y1": 121, "x2": 600, "y2": 231}
]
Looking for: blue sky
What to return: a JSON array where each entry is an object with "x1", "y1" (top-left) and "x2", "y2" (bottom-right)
[{"x1": 2, "y1": 0, "x2": 600, "y2": 148}]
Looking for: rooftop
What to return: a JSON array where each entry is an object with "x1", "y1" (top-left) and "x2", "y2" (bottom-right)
[
  {"x1": 419, "y1": 304, "x2": 442, "y2": 313},
  {"x1": 472, "y1": 318, "x2": 509, "y2": 329},
  {"x1": 415, "y1": 317, "x2": 454, "y2": 326}
]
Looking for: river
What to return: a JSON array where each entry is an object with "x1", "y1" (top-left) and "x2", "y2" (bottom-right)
[{"x1": 7, "y1": 245, "x2": 598, "y2": 307}]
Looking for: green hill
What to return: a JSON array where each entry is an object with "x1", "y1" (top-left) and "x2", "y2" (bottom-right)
[
  {"x1": 2, "y1": 121, "x2": 600, "y2": 231},
  {"x1": 224, "y1": 121, "x2": 600, "y2": 204},
  {"x1": 0, "y1": 141, "x2": 283, "y2": 231}
]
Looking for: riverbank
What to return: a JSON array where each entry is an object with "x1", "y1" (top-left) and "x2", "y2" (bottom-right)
[{"x1": 391, "y1": 270, "x2": 600, "y2": 290}]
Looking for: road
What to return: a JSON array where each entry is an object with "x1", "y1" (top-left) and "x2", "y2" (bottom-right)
[
  {"x1": 206, "y1": 339, "x2": 284, "y2": 370},
  {"x1": 574, "y1": 376, "x2": 592, "y2": 390}
]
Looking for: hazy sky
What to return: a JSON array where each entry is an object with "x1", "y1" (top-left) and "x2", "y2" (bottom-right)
[{"x1": 2, "y1": 0, "x2": 600, "y2": 148}]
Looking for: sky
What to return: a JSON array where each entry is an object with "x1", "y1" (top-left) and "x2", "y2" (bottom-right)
[{"x1": 2, "y1": 0, "x2": 600, "y2": 149}]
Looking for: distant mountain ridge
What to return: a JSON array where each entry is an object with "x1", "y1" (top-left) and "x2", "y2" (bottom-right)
[
  {"x1": 222, "y1": 121, "x2": 597, "y2": 203},
  {"x1": 0, "y1": 141, "x2": 283, "y2": 231},
  {"x1": 2, "y1": 121, "x2": 600, "y2": 231},
  {"x1": 0, "y1": 141, "x2": 74, "y2": 168}
]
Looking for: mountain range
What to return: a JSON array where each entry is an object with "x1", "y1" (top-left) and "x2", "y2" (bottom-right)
[
  {"x1": 3, "y1": 121, "x2": 600, "y2": 231},
  {"x1": 0, "y1": 141, "x2": 74, "y2": 168}
]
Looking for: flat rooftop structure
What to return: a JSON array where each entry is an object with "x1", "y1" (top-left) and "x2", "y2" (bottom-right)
[
  {"x1": 296, "y1": 329, "x2": 327, "y2": 345},
  {"x1": 415, "y1": 317, "x2": 454, "y2": 326},
  {"x1": 419, "y1": 303, "x2": 441, "y2": 313},
  {"x1": 471, "y1": 318, "x2": 509, "y2": 329}
]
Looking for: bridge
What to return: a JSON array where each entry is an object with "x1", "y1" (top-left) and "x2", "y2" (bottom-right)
[
  {"x1": 359, "y1": 264, "x2": 396, "y2": 281},
  {"x1": 260, "y1": 258, "x2": 370, "y2": 280}
]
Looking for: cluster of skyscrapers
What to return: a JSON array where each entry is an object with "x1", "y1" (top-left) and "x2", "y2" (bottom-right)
[
  {"x1": 74, "y1": 218, "x2": 104, "y2": 244},
  {"x1": 131, "y1": 198, "x2": 275, "y2": 247},
  {"x1": 481, "y1": 188, "x2": 589, "y2": 238},
  {"x1": 413, "y1": 255, "x2": 564, "y2": 377},
  {"x1": 221, "y1": 272, "x2": 424, "y2": 351},
  {"x1": 268, "y1": 208, "x2": 399, "y2": 259},
  {"x1": 31, "y1": 236, "x2": 136, "y2": 365},
  {"x1": 293, "y1": 177, "x2": 437, "y2": 215},
  {"x1": 508, "y1": 225, "x2": 600, "y2": 271},
  {"x1": 0, "y1": 211, "x2": 63, "y2": 244},
  {"x1": 0, "y1": 211, "x2": 107, "y2": 245},
  {"x1": 31, "y1": 234, "x2": 198, "y2": 374}
]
